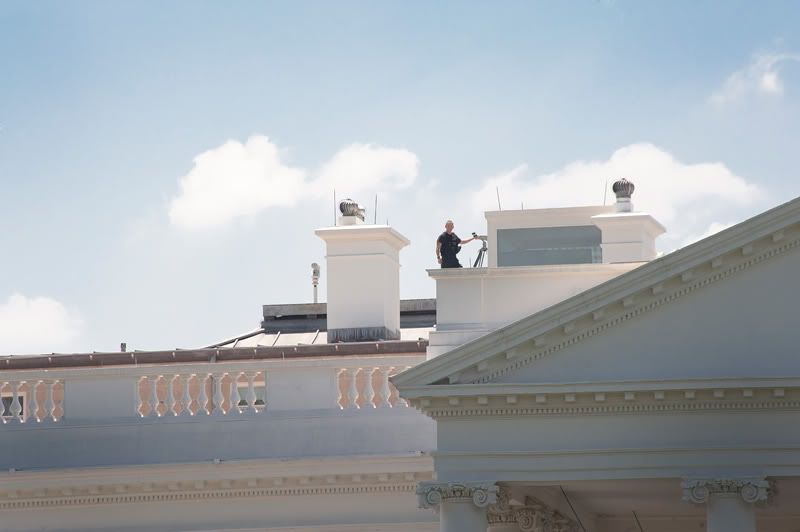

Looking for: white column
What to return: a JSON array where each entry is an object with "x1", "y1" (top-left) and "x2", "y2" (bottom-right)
[
  {"x1": 682, "y1": 478, "x2": 770, "y2": 532},
  {"x1": 707, "y1": 495, "x2": 755, "y2": 532},
  {"x1": 417, "y1": 481, "x2": 497, "y2": 532}
]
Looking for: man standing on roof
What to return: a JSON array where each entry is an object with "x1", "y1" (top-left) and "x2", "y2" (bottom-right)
[{"x1": 436, "y1": 219, "x2": 476, "y2": 268}]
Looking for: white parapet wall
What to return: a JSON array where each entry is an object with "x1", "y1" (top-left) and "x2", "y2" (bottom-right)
[{"x1": 426, "y1": 263, "x2": 643, "y2": 359}]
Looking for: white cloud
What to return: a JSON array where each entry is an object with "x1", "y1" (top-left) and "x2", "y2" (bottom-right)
[
  {"x1": 710, "y1": 52, "x2": 800, "y2": 106},
  {"x1": 315, "y1": 143, "x2": 418, "y2": 197},
  {"x1": 468, "y1": 143, "x2": 762, "y2": 249},
  {"x1": 169, "y1": 138, "x2": 419, "y2": 230},
  {"x1": 0, "y1": 294, "x2": 82, "y2": 355},
  {"x1": 169, "y1": 136, "x2": 307, "y2": 230}
]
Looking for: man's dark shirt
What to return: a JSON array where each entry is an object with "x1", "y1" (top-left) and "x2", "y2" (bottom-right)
[{"x1": 438, "y1": 231, "x2": 462, "y2": 268}]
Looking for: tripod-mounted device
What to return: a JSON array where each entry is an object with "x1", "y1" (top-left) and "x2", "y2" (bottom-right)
[{"x1": 471, "y1": 232, "x2": 488, "y2": 268}]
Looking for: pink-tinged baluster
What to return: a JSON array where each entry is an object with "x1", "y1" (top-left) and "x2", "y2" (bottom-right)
[
  {"x1": 10, "y1": 382, "x2": 23, "y2": 422},
  {"x1": 198, "y1": 374, "x2": 210, "y2": 415},
  {"x1": 168, "y1": 375, "x2": 179, "y2": 416},
  {"x1": 392, "y1": 366, "x2": 412, "y2": 407},
  {"x1": 149, "y1": 376, "x2": 162, "y2": 417},
  {"x1": 28, "y1": 380, "x2": 41, "y2": 422},
  {"x1": 212, "y1": 373, "x2": 226, "y2": 415},
  {"x1": 348, "y1": 368, "x2": 361, "y2": 409},
  {"x1": 229, "y1": 372, "x2": 243, "y2": 413},
  {"x1": 336, "y1": 369, "x2": 347, "y2": 409},
  {"x1": 379, "y1": 367, "x2": 393, "y2": 408},
  {"x1": 182, "y1": 374, "x2": 194, "y2": 415}
]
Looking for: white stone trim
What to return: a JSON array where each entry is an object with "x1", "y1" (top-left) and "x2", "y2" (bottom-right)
[{"x1": 405, "y1": 381, "x2": 800, "y2": 419}]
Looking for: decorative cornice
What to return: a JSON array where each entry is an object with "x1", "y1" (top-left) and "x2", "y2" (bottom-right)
[
  {"x1": 0, "y1": 470, "x2": 432, "y2": 510},
  {"x1": 416, "y1": 481, "x2": 497, "y2": 509},
  {"x1": 682, "y1": 478, "x2": 771, "y2": 504},
  {"x1": 409, "y1": 385, "x2": 800, "y2": 419}
]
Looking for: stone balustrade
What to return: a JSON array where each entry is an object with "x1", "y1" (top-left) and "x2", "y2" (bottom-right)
[
  {"x1": 0, "y1": 353, "x2": 424, "y2": 424},
  {"x1": 337, "y1": 365, "x2": 412, "y2": 409},
  {"x1": 0, "y1": 379, "x2": 63, "y2": 424}
]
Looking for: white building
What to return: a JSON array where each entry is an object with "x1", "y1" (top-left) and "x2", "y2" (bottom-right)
[{"x1": 3, "y1": 183, "x2": 800, "y2": 532}]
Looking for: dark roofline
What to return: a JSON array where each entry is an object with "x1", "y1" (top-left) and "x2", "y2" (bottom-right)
[{"x1": 0, "y1": 340, "x2": 428, "y2": 371}]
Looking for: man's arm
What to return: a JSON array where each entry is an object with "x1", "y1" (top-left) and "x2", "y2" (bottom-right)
[
  {"x1": 458, "y1": 235, "x2": 476, "y2": 245},
  {"x1": 435, "y1": 239, "x2": 442, "y2": 264}
]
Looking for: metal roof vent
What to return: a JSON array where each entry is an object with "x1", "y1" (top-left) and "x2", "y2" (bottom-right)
[
  {"x1": 612, "y1": 178, "x2": 635, "y2": 212},
  {"x1": 339, "y1": 198, "x2": 365, "y2": 223}
]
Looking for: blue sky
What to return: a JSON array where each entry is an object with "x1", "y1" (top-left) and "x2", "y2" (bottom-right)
[{"x1": 1, "y1": 1, "x2": 799, "y2": 354}]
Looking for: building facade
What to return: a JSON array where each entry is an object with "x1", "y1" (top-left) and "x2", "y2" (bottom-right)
[{"x1": 3, "y1": 186, "x2": 799, "y2": 531}]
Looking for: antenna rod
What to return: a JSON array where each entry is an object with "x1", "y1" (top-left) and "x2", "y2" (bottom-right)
[
  {"x1": 560, "y1": 486, "x2": 587, "y2": 532},
  {"x1": 603, "y1": 179, "x2": 609, "y2": 206},
  {"x1": 496, "y1": 186, "x2": 502, "y2": 210},
  {"x1": 374, "y1": 194, "x2": 378, "y2": 224},
  {"x1": 333, "y1": 189, "x2": 337, "y2": 225},
  {"x1": 633, "y1": 510, "x2": 645, "y2": 532}
]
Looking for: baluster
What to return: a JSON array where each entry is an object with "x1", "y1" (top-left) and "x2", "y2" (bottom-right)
[
  {"x1": 379, "y1": 367, "x2": 393, "y2": 408},
  {"x1": 167, "y1": 375, "x2": 179, "y2": 416},
  {"x1": 213, "y1": 373, "x2": 226, "y2": 414},
  {"x1": 150, "y1": 376, "x2": 162, "y2": 417},
  {"x1": 10, "y1": 382, "x2": 23, "y2": 422},
  {"x1": 182, "y1": 374, "x2": 194, "y2": 416},
  {"x1": 198, "y1": 374, "x2": 210, "y2": 415},
  {"x1": 135, "y1": 377, "x2": 145, "y2": 417},
  {"x1": 336, "y1": 369, "x2": 347, "y2": 409},
  {"x1": 0, "y1": 381, "x2": 8, "y2": 424},
  {"x1": 229, "y1": 372, "x2": 243, "y2": 413},
  {"x1": 47, "y1": 380, "x2": 58, "y2": 421},
  {"x1": 28, "y1": 380, "x2": 41, "y2": 422},
  {"x1": 246, "y1": 373, "x2": 257, "y2": 412},
  {"x1": 392, "y1": 366, "x2": 412, "y2": 407},
  {"x1": 348, "y1": 368, "x2": 361, "y2": 409},
  {"x1": 363, "y1": 368, "x2": 377, "y2": 408}
]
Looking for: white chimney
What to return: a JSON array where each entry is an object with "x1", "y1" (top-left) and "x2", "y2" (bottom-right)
[
  {"x1": 315, "y1": 199, "x2": 410, "y2": 342},
  {"x1": 591, "y1": 179, "x2": 666, "y2": 263}
]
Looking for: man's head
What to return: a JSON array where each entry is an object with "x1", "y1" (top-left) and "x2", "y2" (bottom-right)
[{"x1": 444, "y1": 220, "x2": 454, "y2": 233}]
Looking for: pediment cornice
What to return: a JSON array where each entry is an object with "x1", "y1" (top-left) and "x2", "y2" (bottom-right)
[{"x1": 402, "y1": 378, "x2": 800, "y2": 419}]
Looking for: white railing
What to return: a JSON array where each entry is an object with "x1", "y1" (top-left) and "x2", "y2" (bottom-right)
[
  {"x1": 0, "y1": 354, "x2": 424, "y2": 424},
  {"x1": 137, "y1": 371, "x2": 265, "y2": 417},
  {"x1": 1, "y1": 379, "x2": 63, "y2": 424},
  {"x1": 336, "y1": 365, "x2": 412, "y2": 409}
]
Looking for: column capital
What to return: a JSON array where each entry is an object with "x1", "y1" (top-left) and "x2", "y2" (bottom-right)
[
  {"x1": 681, "y1": 478, "x2": 771, "y2": 504},
  {"x1": 487, "y1": 486, "x2": 517, "y2": 525},
  {"x1": 416, "y1": 481, "x2": 498, "y2": 509}
]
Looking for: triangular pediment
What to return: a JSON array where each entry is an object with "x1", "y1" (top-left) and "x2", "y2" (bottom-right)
[{"x1": 393, "y1": 197, "x2": 800, "y2": 391}]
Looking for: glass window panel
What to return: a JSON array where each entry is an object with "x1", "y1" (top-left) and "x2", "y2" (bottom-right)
[{"x1": 497, "y1": 226, "x2": 602, "y2": 266}]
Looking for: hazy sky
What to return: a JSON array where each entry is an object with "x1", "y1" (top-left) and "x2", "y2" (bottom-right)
[{"x1": 2, "y1": 1, "x2": 800, "y2": 355}]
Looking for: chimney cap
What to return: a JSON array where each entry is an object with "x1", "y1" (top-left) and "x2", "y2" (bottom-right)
[{"x1": 612, "y1": 178, "x2": 635, "y2": 199}]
